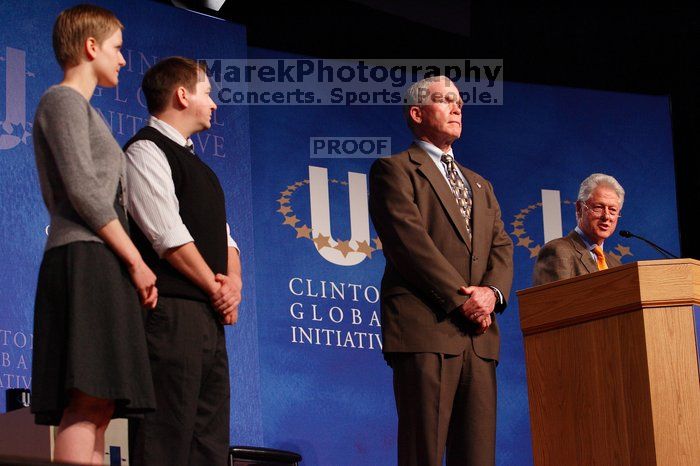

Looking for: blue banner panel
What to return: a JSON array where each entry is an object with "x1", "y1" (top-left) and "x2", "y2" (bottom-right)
[
  {"x1": 0, "y1": 0, "x2": 260, "y2": 445},
  {"x1": 249, "y1": 50, "x2": 678, "y2": 465}
]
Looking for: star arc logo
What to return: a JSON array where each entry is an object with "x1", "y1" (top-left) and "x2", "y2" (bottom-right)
[{"x1": 277, "y1": 175, "x2": 383, "y2": 263}]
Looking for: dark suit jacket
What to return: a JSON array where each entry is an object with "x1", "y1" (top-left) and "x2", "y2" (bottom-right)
[
  {"x1": 532, "y1": 229, "x2": 622, "y2": 286},
  {"x1": 368, "y1": 144, "x2": 514, "y2": 361}
]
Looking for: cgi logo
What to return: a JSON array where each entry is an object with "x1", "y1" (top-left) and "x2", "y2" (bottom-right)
[
  {"x1": 1, "y1": 47, "x2": 32, "y2": 151},
  {"x1": 277, "y1": 166, "x2": 381, "y2": 266},
  {"x1": 310, "y1": 137, "x2": 391, "y2": 159}
]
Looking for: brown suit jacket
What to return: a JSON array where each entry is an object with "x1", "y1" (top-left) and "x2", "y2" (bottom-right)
[
  {"x1": 368, "y1": 144, "x2": 514, "y2": 361},
  {"x1": 532, "y1": 229, "x2": 623, "y2": 286}
]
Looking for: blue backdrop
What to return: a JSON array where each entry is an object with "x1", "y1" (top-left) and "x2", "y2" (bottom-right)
[
  {"x1": 0, "y1": 0, "x2": 261, "y2": 445},
  {"x1": 246, "y1": 48, "x2": 679, "y2": 465},
  {"x1": 1, "y1": 2, "x2": 682, "y2": 465}
]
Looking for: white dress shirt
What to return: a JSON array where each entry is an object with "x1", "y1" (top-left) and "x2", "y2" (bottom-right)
[
  {"x1": 125, "y1": 116, "x2": 238, "y2": 257},
  {"x1": 414, "y1": 139, "x2": 468, "y2": 187}
]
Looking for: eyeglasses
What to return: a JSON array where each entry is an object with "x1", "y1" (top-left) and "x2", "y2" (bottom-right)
[{"x1": 582, "y1": 202, "x2": 622, "y2": 219}]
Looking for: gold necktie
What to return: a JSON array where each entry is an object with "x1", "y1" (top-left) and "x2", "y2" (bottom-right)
[{"x1": 592, "y1": 245, "x2": 608, "y2": 270}]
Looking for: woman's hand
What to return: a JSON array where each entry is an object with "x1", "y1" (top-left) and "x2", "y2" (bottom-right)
[{"x1": 129, "y1": 260, "x2": 158, "y2": 309}]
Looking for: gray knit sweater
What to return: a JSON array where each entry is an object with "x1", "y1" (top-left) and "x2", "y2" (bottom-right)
[{"x1": 33, "y1": 85, "x2": 127, "y2": 251}]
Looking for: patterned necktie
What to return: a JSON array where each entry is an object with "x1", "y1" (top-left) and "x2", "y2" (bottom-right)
[
  {"x1": 440, "y1": 153, "x2": 472, "y2": 241},
  {"x1": 592, "y1": 245, "x2": 608, "y2": 270}
]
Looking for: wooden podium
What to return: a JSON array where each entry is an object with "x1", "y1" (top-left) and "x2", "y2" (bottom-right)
[{"x1": 517, "y1": 259, "x2": 700, "y2": 465}]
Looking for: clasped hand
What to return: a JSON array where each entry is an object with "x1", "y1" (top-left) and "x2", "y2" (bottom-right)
[
  {"x1": 459, "y1": 285, "x2": 495, "y2": 334},
  {"x1": 129, "y1": 260, "x2": 158, "y2": 309},
  {"x1": 210, "y1": 273, "x2": 242, "y2": 325}
]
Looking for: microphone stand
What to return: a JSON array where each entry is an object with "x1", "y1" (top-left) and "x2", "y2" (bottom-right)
[{"x1": 620, "y1": 231, "x2": 679, "y2": 259}]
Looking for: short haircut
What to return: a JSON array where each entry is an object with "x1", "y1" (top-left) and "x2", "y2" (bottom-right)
[
  {"x1": 141, "y1": 56, "x2": 207, "y2": 115},
  {"x1": 403, "y1": 75, "x2": 455, "y2": 134},
  {"x1": 52, "y1": 4, "x2": 123, "y2": 69},
  {"x1": 577, "y1": 173, "x2": 625, "y2": 209}
]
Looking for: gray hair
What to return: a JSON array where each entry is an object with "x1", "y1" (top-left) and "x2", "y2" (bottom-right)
[
  {"x1": 403, "y1": 75, "x2": 454, "y2": 134},
  {"x1": 577, "y1": 173, "x2": 625, "y2": 208}
]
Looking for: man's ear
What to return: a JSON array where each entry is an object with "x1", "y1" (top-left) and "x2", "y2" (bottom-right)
[
  {"x1": 84, "y1": 37, "x2": 98, "y2": 61},
  {"x1": 409, "y1": 106, "x2": 422, "y2": 126},
  {"x1": 174, "y1": 86, "x2": 189, "y2": 109}
]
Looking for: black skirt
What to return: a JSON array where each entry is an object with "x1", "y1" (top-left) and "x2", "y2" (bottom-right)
[{"x1": 31, "y1": 240, "x2": 156, "y2": 425}]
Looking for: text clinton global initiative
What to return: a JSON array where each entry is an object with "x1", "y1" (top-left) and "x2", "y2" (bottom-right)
[{"x1": 287, "y1": 277, "x2": 382, "y2": 351}]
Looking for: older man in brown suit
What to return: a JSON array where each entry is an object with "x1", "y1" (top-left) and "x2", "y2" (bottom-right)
[
  {"x1": 533, "y1": 173, "x2": 624, "y2": 286},
  {"x1": 369, "y1": 76, "x2": 513, "y2": 466}
]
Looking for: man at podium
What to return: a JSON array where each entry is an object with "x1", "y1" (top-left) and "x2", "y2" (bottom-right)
[{"x1": 533, "y1": 173, "x2": 624, "y2": 285}]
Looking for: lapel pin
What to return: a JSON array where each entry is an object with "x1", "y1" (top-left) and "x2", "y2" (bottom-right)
[{"x1": 476, "y1": 182, "x2": 482, "y2": 189}]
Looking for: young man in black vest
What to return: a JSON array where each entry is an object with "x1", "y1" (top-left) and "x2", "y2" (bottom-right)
[{"x1": 124, "y1": 56, "x2": 241, "y2": 466}]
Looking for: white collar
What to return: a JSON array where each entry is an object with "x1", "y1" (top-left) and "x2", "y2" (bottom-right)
[
  {"x1": 148, "y1": 116, "x2": 194, "y2": 150},
  {"x1": 414, "y1": 139, "x2": 454, "y2": 165}
]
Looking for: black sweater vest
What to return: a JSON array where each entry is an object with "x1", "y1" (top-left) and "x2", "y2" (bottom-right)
[{"x1": 125, "y1": 126, "x2": 228, "y2": 302}]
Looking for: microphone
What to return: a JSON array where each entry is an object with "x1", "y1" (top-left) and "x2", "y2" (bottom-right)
[{"x1": 619, "y1": 230, "x2": 679, "y2": 259}]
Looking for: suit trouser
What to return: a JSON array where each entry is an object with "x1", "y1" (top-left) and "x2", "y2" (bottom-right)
[
  {"x1": 131, "y1": 296, "x2": 230, "y2": 466},
  {"x1": 391, "y1": 344, "x2": 497, "y2": 466}
]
